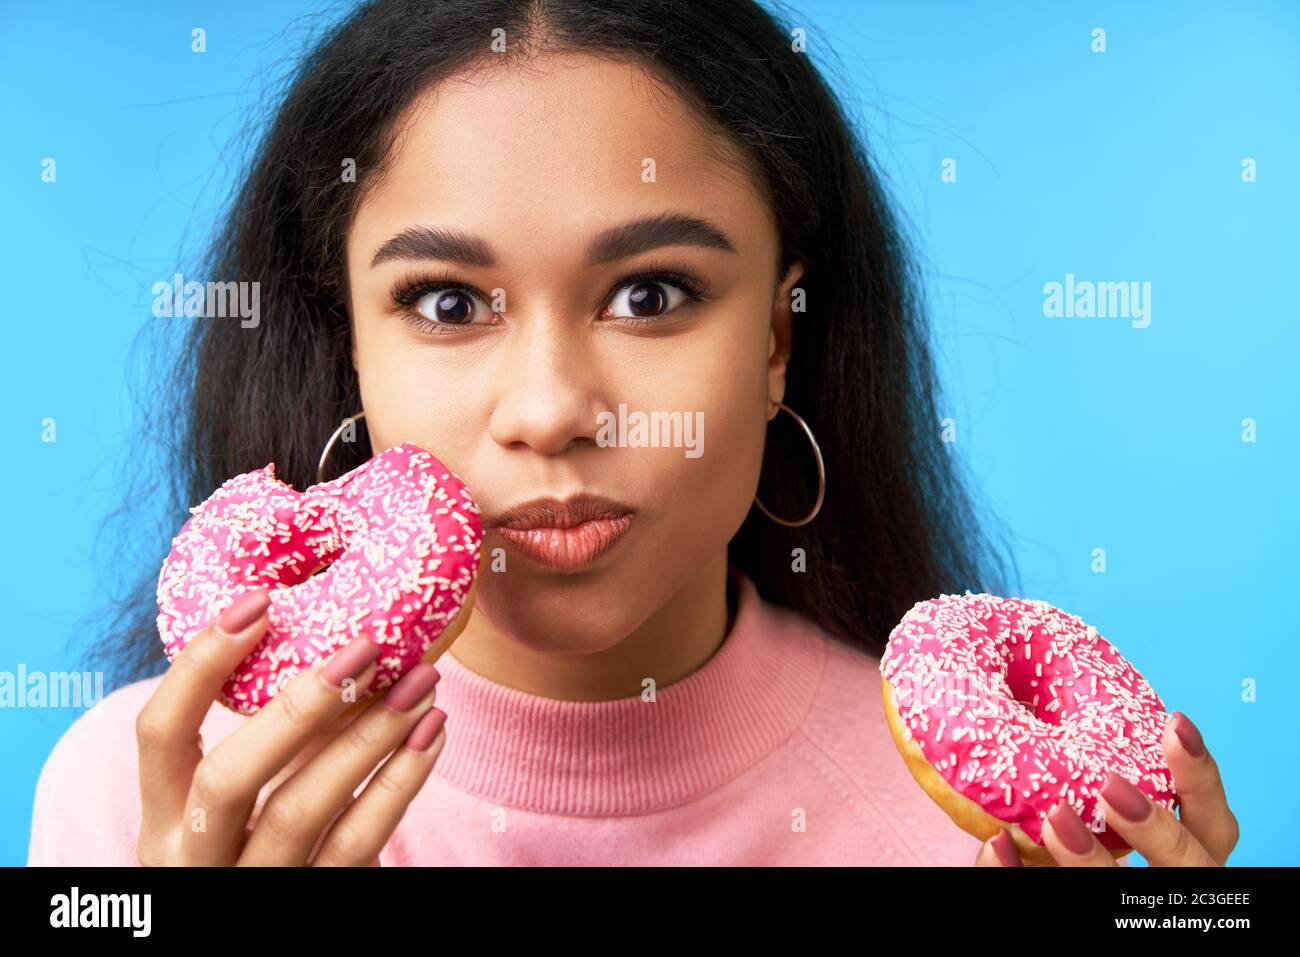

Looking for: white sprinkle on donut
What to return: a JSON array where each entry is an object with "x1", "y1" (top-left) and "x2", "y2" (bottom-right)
[
  {"x1": 880, "y1": 593, "x2": 1176, "y2": 852},
  {"x1": 155, "y1": 442, "x2": 483, "y2": 715}
]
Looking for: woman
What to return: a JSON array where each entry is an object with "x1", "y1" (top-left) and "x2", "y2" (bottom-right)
[{"x1": 28, "y1": 0, "x2": 1237, "y2": 866}]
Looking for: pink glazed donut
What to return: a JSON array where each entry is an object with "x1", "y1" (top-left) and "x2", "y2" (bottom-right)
[
  {"x1": 156, "y1": 441, "x2": 483, "y2": 715},
  {"x1": 879, "y1": 593, "x2": 1178, "y2": 865}
]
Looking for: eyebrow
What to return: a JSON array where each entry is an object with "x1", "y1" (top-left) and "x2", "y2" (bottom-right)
[{"x1": 369, "y1": 212, "x2": 736, "y2": 269}]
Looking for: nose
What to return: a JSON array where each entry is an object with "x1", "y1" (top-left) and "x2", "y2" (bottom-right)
[{"x1": 487, "y1": 312, "x2": 608, "y2": 456}]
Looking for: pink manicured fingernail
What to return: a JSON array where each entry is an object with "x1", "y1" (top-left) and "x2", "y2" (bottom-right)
[
  {"x1": 1048, "y1": 800, "x2": 1096, "y2": 855},
  {"x1": 404, "y1": 707, "x2": 447, "y2": 752},
  {"x1": 991, "y1": 829, "x2": 1022, "y2": 867},
  {"x1": 1172, "y1": 711, "x2": 1206, "y2": 757},
  {"x1": 1100, "y1": 772, "x2": 1151, "y2": 823},
  {"x1": 217, "y1": 589, "x2": 269, "y2": 634},
  {"x1": 385, "y1": 663, "x2": 441, "y2": 713},
  {"x1": 321, "y1": 637, "x2": 382, "y2": 688}
]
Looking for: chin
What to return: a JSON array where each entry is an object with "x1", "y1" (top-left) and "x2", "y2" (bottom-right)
[{"x1": 479, "y1": 574, "x2": 644, "y2": 654}]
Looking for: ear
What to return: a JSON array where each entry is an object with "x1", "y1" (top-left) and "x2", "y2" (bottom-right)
[{"x1": 768, "y1": 258, "x2": 806, "y2": 419}]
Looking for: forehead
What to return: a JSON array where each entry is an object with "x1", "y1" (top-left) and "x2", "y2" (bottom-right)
[{"x1": 349, "y1": 52, "x2": 774, "y2": 265}]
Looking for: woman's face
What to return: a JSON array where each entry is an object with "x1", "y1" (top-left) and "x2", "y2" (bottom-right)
[{"x1": 346, "y1": 52, "x2": 804, "y2": 653}]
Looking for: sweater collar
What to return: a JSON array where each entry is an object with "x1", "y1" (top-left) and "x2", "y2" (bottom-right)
[{"x1": 429, "y1": 565, "x2": 825, "y2": 815}]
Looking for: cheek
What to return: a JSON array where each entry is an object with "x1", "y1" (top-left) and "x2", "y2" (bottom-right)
[
  {"x1": 351, "y1": 318, "x2": 487, "y2": 464},
  {"x1": 616, "y1": 322, "x2": 770, "y2": 552},
  {"x1": 663, "y1": 385, "x2": 766, "y2": 542}
]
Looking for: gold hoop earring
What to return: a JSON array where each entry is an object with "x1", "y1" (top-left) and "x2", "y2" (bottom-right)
[
  {"x1": 753, "y1": 402, "x2": 825, "y2": 527},
  {"x1": 317, "y1": 410, "x2": 366, "y2": 484}
]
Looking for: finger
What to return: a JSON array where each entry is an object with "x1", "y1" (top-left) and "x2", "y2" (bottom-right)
[
  {"x1": 264, "y1": 568, "x2": 476, "y2": 780},
  {"x1": 312, "y1": 706, "x2": 448, "y2": 866},
  {"x1": 238, "y1": 663, "x2": 442, "y2": 865},
  {"x1": 180, "y1": 635, "x2": 384, "y2": 865},
  {"x1": 1041, "y1": 799, "x2": 1119, "y2": 867},
  {"x1": 1096, "y1": 768, "x2": 1219, "y2": 867},
  {"x1": 260, "y1": 666, "x2": 390, "y2": 793},
  {"x1": 240, "y1": 572, "x2": 476, "y2": 855},
  {"x1": 265, "y1": 583, "x2": 476, "y2": 795},
  {"x1": 975, "y1": 828, "x2": 1024, "y2": 866},
  {"x1": 136, "y1": 589, "x2": 271, "y2": 835},
  {"x1": 1160, "y1": 711, "x2": 1239, "y2": 864}
]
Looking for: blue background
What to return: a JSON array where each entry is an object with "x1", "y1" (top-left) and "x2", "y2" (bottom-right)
[{"x1": 1, "y1": 0, "x2": 1296, "y2": 866}]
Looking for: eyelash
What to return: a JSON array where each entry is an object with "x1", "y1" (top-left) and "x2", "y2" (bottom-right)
[{"x1": 389, "y1": 266, "x2": 713, "y2": 336}]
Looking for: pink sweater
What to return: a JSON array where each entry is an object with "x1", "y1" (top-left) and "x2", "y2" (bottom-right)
[{"x1": 28, "y1": 568, "x2": 984, "y2": 866}]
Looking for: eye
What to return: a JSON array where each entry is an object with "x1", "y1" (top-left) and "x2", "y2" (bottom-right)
[
  {"x1": 412, "y1": 287, "x2": 490, "y2": 326},
  {"x1": 391, "y1": 275, "x2": 498, "y2": 336},
  {"x1": 604, "y1": 270, "x2": 710, "y2": 323}
]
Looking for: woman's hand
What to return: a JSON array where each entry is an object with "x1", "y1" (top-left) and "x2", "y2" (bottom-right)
[
  {"x1": 976, "y1": 712, "x2": 1240, "y2": 867},
  {"x1": 135, "y1": 588, "x2": 449, "y2": 866}
]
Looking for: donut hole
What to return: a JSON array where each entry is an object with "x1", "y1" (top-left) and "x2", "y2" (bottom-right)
[
  {"x1": 1003, "y1": 639, "x2": 1084, "y2": 728},
  {"x1": 289, "y1": 546, "x2": 347, "y2": 585},
  {"x1": 1004, "y1": 662, "x2": 1050, "y2": 722}
]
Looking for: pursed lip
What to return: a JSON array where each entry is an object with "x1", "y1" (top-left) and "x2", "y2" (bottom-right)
[{"x1": 487, "y1": 493, "x2": 635, "y2": 571}]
